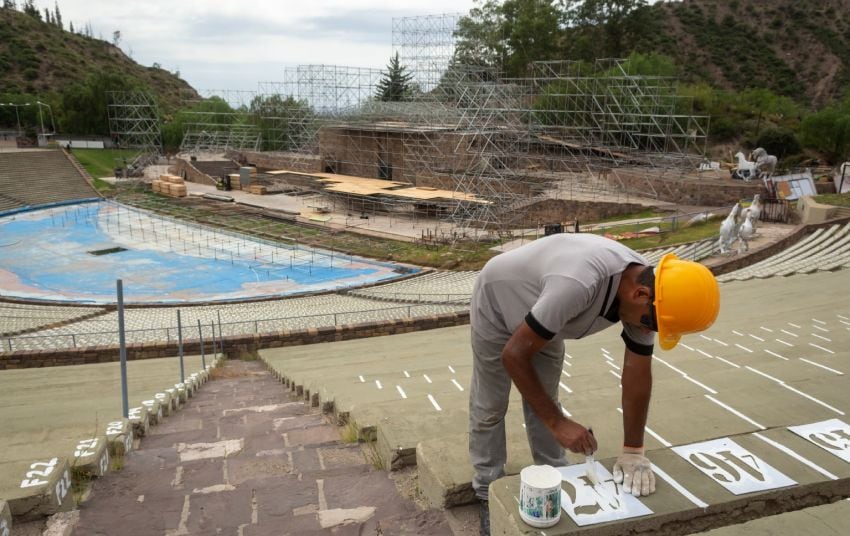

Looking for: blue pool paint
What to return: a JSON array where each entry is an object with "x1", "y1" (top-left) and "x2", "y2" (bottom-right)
[{"x1": 0, "y1": 202, "x2": 416, "y2": 303}]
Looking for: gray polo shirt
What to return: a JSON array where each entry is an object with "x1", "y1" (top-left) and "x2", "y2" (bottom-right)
[{"x1": 471, "y1": 234, "x2": 655, "y2": 355}]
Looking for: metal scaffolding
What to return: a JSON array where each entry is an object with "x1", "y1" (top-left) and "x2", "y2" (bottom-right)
[
  {"x1": 179, "y1": 89, "x2": 261, "y2": 153},
  {"x1": 107, "y1": 91, "x2": 163, "y2": 154}
]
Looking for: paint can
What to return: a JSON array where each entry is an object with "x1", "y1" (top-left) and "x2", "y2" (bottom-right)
[{"x1": 518, "y1": 464, "x2": 562, "y2": 528}]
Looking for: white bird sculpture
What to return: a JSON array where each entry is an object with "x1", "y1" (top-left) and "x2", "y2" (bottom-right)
[
  {"x1": 718, "y1": 203, "x2": 741, "y2": 255},
  {"x1": 737, "y1": 211, "x2": 756, "y2": 254}
]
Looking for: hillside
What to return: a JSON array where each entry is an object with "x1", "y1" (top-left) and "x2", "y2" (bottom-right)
[
  {"x1": 633, "y1": 0, "x2": 850, "y2": 108},
  {"x1": 0, "y1": 8, "x2": 197, "y2": 112}
]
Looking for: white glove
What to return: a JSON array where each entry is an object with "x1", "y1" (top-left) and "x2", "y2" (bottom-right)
[{"x1": 612, "y1": 446, "x2": 656, "y2": 497}]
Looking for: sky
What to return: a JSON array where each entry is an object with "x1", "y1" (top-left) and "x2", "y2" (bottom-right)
[{"x1": 30, "y1": 0, "x2": 479, "y2": 92}]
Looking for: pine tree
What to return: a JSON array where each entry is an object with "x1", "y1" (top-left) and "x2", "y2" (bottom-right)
[
  {"x1": 69, "y1": 20, "x2": 74, "y2": 33},
  {"x1": 22, "y1": 0, "x2": 40, "y2": 19},
  {"x1": 375, "y1": 52, "x2": 415, "y2": 102},
  {"x1": 54, "y1": 2, "x2": 62, "y2": 30},
  {"x1": 44, "y1": 6, "x2": 50, "y2": 23},
  {"x1": 1, "y1": 1, "x2": 17, "y2": 11}
]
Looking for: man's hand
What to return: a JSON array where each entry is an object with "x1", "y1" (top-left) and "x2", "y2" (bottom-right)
[
  {"x1": 551, "y1": 419, "x2": 597, "y2": 455},
  {"x1": 612, "y1": 446, "x2": 656, "y2": 496}
]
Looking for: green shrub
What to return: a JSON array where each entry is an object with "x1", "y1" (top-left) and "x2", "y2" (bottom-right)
[{"x1": 756, "y1": 127, "x2": 802, "y2": 158}]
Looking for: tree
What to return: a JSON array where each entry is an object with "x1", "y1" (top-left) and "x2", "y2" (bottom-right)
[
  {"x1": 69, "y1": 20, "x2": 74, "y2": 33},
  {"x1": 560, "y1": 0, "x2": 648, "y2": 59},
  {"x1": 22, "y1": 0, "x2": 40, "y2": 19},
  {"x1": 58, "y1": 71, "x2": 136, "y2": 135},
  {"x1": 248, "y1": 94, "x2": 314, "y2": 151},
  {"x1": 54, "y1": 2, "x2": 62, "y2": 30},
  {"x1": 2, "y1": 1, "x2": 18, "y2": 11},
  {"x1": 375, "y1": 52, "x2": 415, "y2": 102},
  {"x1": 454, "y1": 0, "x2": 562, "y2": 77},
  {"x1": 799, "y1": 94, "x2": 850, "y2": 164},
  {"x1": 112, "y1": 30, "x2": 121, "y2": 47}
]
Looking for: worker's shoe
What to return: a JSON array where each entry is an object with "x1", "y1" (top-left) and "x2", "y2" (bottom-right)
[{"x1": 479, "y1": 499, "x2": 490, "y2": 536}]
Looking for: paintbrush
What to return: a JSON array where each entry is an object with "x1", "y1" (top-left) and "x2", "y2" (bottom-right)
[{"x1": 584, "y1": 427, "x2": 600, "y2": 486}]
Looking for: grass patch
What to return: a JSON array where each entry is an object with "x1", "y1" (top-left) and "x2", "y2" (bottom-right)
[
  {"x1": 72, "y1": 148, "x2": 141, "y2": 179},
  {"x1": 814, "y1": 193, "x2": 850, "y2": 208},
  {"x1": 619, "y1": 220, "x2": 722, "y2": 251}
]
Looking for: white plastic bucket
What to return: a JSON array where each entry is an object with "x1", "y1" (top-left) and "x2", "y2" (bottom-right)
[{"x1": 518, "y1": 464, "x2": 562, "y2": 528}]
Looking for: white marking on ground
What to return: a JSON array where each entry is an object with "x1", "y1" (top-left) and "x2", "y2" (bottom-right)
[
  {"x1": 732, "y1": 330, "x2": 744, "y2": 336},
  {"x1": 759, "y1": 326, "x2": 774, "y2": 333},
  {"x1": 171, "y1": 466, "x2": 184, "y2": 489},
  {"x1": 396, "y1": 385, "x2": 407, "y2": 399},
  {"x1": 704, "y1": 395, "x2": 765, "y2": 429},
  {"x1": 561, "y1": 369, "x2": 572, "y2": 378},
  {"x1": 812, "y1": 333, "x2": 832, "y2": 342},
  {"x1": 619, "y1": 408, "x2": 674, "y2": 447},
  {"x1": 788, "y1": 322, "x2": 802, "y2": 329},
  {"x1": 192, "y1": 484, "x2": 236, "y2": 494},
  {"x1": 448, "y1": 365, "x2": 456, "y2": 374},
  {"x1": 713, "y1": 338, "x2": 729, "y2": 346},
  {"x1": 838, "y1": 314, "x2": 849, "y2": 321},
  {"x1": 697, "y1": 349, "x2": 713, "y2": 358},
  {"x1": 735, "y1": 343, "x2": 753, "y2": 353},
  {"x1": 563, "y1": 360, "x2": 572, "y2": 367},
  {"x1": 165, "y1": 495, "x2": 191, "y2": 536},
  {"x1": 654, "y1": 355, "x2": 687, "y2": 376},
  {"x1": 684, "y1": 376, "x2": 718, "y2": 394},
  {"x1": 607, "y1": 361, "x2": 621, "y2": 371},
  {"x1": 451, "y1": 379, "x2": 464, "y2": 392},
  {"x1": 812, "y1": 324, "x2": 830, "y2": 333},
  {"x1": 680, "y1": 343, "x2": 695, "y2": 351},
  {"x1": 651, "y1": 463, "x2": 708, "y2": 508},
  {"x1": 700, "y1": 334, "x2": 712, "y2": 341},
  {"x1": 799, "y1": 358, "x2": 843, "y2": 375},
  {"x1": 375, "y1": 380, "x2": 383, "y2": 390},
  {"x1": 423, "y1": 374, "x2": 432, "y2": 384},
  {"x1": 559, "y1": 382, "x2": 573, "y2": 394},
  {"x1": 403, "y1": 370, "x2": 410, "y2": 378},
  {"x1": 753, "y1": 433, "x2": 837, "y2": 480},
  {"x1": 609, "y1": 370, "x2": 622, "y2": 380},
  {"x1": 317, "y1": 479, "x2": 328, "y2": 511},
  {"x1": 780, "y1": 329, "x2": 799, "y2": 338},
  {"x1": 809, "y1": 342, "x2": 835, "y2": 354},
  {"x1": 745, "y1": 366, "x2": 784, "y2": 384},
  {"x1": 748, "y1": 333, "x2": 765, "y2": 342},
  {"x1": 654, "y1": 355, "x2": 717, "y2": 392},
  {"x1": 427, "y1": 394, "x2": 442, "y2": 411},
  {"x1": 812, "y1": 318, "x2": 826, "y2": 325},
  {"x1": 358, "y1": 375, "x2": 365, "y2": 383},
  {"x1": 713, "y1": 355, "x2": 741, "y2": 368},
  {"x1": 562, "y1": 407, "x2": 572, "y2": 418},
  {"x1": 765, "y1": 349, "x2": 789, "y2": 361},
  {"x1": 600, "y1": 347, "x2": 610, "y2": 355},
  {"x1": 177, "y1": 439, "x2": 243, "y2": 462},
  {"x1": 137, "y1": 495, "x2": 144, "y2": 502},
  {"x1": 781, "y1": 384, "x2": 845, "y2": 415},
  {"x1": 776, "y1": 339, "x2": 794, "y2": 347},
  {"x1": 222, "y1": 403, "x2": 298, "y2": 415},
  {"x1": 564, "y1": 352, "x2": 573, "y2": 359},
  {"x1": 318, "y1": 507, "x2": 377, "y2": 529}
]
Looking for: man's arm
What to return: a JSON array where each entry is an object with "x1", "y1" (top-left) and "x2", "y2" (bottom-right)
[
  {"x1": 621, "y1": 348, "x2": 652, "y2": 448},
  {"x1": 501, "y1": 321, "x2": 597, "y2": 455}
]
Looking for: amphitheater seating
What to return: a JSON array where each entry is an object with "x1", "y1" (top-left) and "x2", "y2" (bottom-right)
[
  {"x1": 191, "y1": 160, "x2": 239, "y2": 180},
  {"x1": 0, "y1": 150, "x2": 99, "y2": 211},
  {"x1": 0, "y1": 303, "x2": 106, "y2": 337},
  {"x1": 346, "y1": 271, "x2": 478, "y2": 304},
  {"x1": 640, "y1": 238, "x2": 717, "y2": 265},
  {"x1": 718, "y1": 223, "x2": 850, "y2": 282}
]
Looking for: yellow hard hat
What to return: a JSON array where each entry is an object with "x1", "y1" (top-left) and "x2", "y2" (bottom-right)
[{"x1": 654, "y1": 253, "x2": 720, "y2": 351}]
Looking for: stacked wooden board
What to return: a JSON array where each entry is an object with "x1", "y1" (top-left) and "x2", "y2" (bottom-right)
[{"x1": 152, "y1": 174, "x2": 188, "y2": 198}]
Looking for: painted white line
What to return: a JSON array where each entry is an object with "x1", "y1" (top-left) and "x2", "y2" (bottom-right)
[
  {"x1": 704, "y1": 395, "x2": 766, "y2": 429},
  {"x1": 765, "y1": 349, "x2": 789, "y2": 361},
  {"x1": 396, "y1": 385, "x2": 407, "y2": 399},
  {"x1": 812, "y1": 324, "x2": 830, "y2": 333},
  {"x1": 734, "y1": 343, "x2": 753, "y2": 353},
  {"x1": 700, "y1": 334, "x2": 712, "y2": 341},
  {"x1": 358, "y1": 375, "x2": 365, "y2": 383},
  {"x1": 780, "y1": 329, "x2": 799, "y2": 338},
  {"x1": 713, "y1": 355, "x2": 741, "y2": 368},
  {"x1": 799, "y1": 358, "x2": 844, "y2": 375},
  {"x1": 403, "y1": 370, "x2": 410, "y2": 378},
  {"x1": 607, "y1": 361, "x2": 621, "y2": 371},
  {"x1": 811, "y1": 333, "x2": 832, "y2": 342},
  {"x1": 752, "y1": 433, "x2": 838, "y2": 480},
  {"x1": 448, "y1": 365, "x2": 456, "y2": 374},
  {"x1": 559, "y1": 382, "x2": 573, "y2": 394},
  {"x1": 654, "y1": 356, "x2": 687, "y2": 376},
  {"x1": 748, "y1": 333, "x2": 765, "y2": 342},
  {"x1": 423, "y1": 374, "x2": 432, "y2": 384},
  {"x1": 604, "y1": 355, "x2": 615, "y2": 363},
  {"x1": 781, "y1": 384, "x2": 845, "y2": 415},
  {"x1": 563, "y1": 360, "x2": 572, "y2": 367},
  {"x1": 561, "y1": 369, "x2": 572, "y2": 378},
  {"x1": 616, "y1": 409, "x2": 673, "y2": 447},
  {"x1": 601, "y1": 347, "x2": 611, "y2": 355},
  {"x1": 609, "y1": 370, "x2": 622, "y2": 380},
  {"x1": 375, "y1": 380, "x2": 383, "y2": 390},
  {"x1": 759, "y1": 326, "x2": 774, "y2": 333},
  {"x1": 788, "y1": 322, "x2": 802, "y2": 329},
  {"x1": 776, "y1": 339, "x2": 794, "y2": 347},
  {"x1": 564, "y1": 352, "x2": 573, "y2": 359},
  {"x1": 745, "y1": 366, "x2": 783, "y2": 385},
  {"x1": 837, "y1": 314, "x2": 849, "y2": 321},
  {"x1": 651, "y1": 463, "x2": 709, "y2": 508},
  {"x1": 809, "y1": 342, "x2": 835, "y2": 354},
  {"x1": 684, "y1": 375, "x2": 717, "y2": 394},
  {"x1": 680, "y1": 343, "x2": 695, "y2": 351},
  {"x1": 561, "y1": 407, "x2": 573, "y2": 418},
  {"x1": 697, "y1": 349, "x2": 713, "y2": 358},
  {"x1": 812, "y1": 318, "x2": 826, "y2": 325},
  {"x1": 451, "y1": 379, "x2": 464, "y2": 392},
  {"x1": 713, "y1": 338, "x2": 729, "y2": 347},
  {"x1": 732, "y1": 330, "x2": 744, "y2": 336},
  {"x1": 427, "y1": 394, "x2": 442, "y2": 411}
]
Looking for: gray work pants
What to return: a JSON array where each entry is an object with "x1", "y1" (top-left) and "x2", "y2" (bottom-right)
[{"x1": 468, "y1": 328, "x2": 568, "y2": 500}]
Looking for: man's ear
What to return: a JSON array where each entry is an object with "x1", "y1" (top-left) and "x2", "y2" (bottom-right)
[{"x1": 634, "y1": 285, "x2": 652, "y2": 301}]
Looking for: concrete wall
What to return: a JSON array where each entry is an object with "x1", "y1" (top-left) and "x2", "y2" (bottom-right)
[
  {"x1": 170, "y1": 159, "x2": 216, "y2": 186},
  {"x1": 511, "y1": 198, "x2": 646, "y2": 227},
  {"x1": 612, "y1": 169, "x2": 766, "y2": 206},
  {"x1": 0, "y1": 311, "x2": 469, "y2": 370},
  {"x1": 227, "y1": 150, "x2": 323, "y2": 173},
  {"x1": 797, "y1": 196, "x2": 850, "y2": 224}
]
